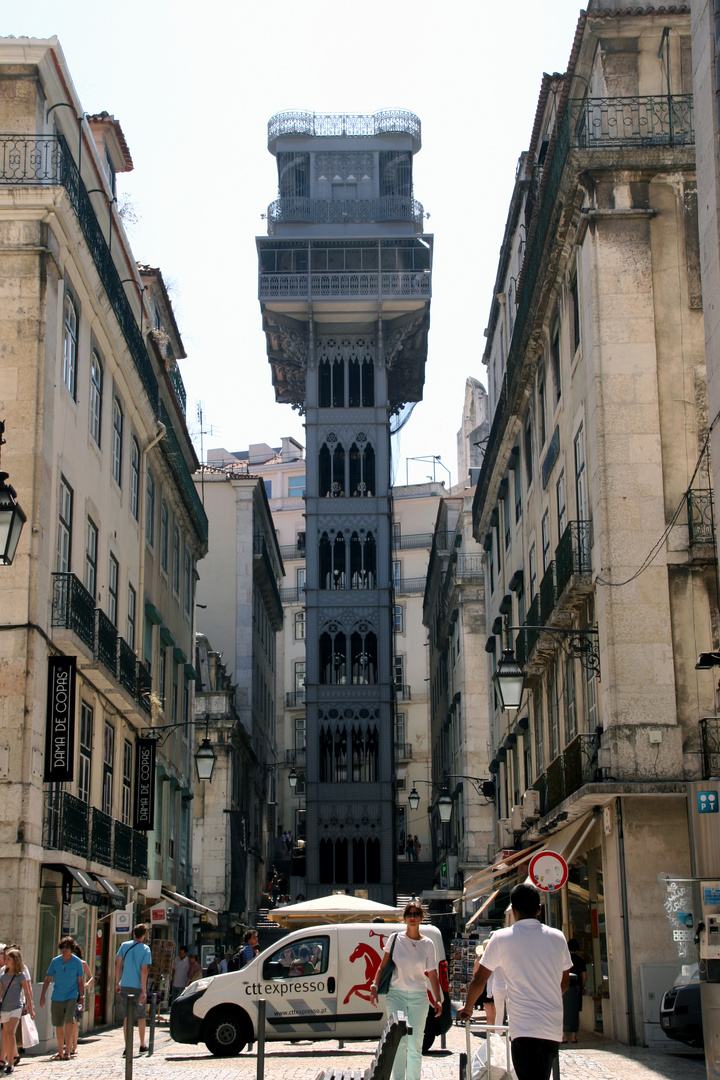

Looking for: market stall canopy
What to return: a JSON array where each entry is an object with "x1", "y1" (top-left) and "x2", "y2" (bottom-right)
[{"x1": 267, "y1": 893, "x2": 402, "y2": 926}]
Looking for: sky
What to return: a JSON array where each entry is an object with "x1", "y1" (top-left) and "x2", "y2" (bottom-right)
[{"x1": 9, "y1": 0, "x2": 584, "y2": 488}]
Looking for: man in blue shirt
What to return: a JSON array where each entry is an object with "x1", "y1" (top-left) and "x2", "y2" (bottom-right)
[
  {"x1": 115, "y1": 924, "x2": 152, "y2": 1054},
  {"x1": 39, "y1": 937, "x2": 84, "y2": 1061}
]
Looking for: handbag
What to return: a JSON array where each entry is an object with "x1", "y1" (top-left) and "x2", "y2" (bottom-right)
[
  {"x1": 20, "y1": 1013, "x2": 39, "y2": 1048},
  {"x1": 377, "y1": 934, "x2": 398, "y2": 995}
]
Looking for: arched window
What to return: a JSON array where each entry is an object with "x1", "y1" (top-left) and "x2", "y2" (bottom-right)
[
  {"x1": 350, "y1": 531, "x2": 376, "y2": 589},
  {"x1": 63, "y1": 293, "x2": 78, "y2": 398},
  {"x1": 348, "y1": 358, "x2": 374, "y2": 407},
  {"x1": 352, "y1": 838, "x2": 366, "y2": 884},
  {"x1": 319, "y1": 438, "x2": 345, "y2": 497},
  {"x1": 335, "y1": 838, "x2": 349, "y2": 884},
  {"x1": 351, "y1": 725, "x2": 379, "y2": 782},
  {"x1": 351, "y1": 629, "x2": 377, "y2": 685},
  {"x1": 320, "y1": 531, "x2": 347, "y2": 590},
  {"x1": 89, "y1": 351, "x2": 103, "y2": 446},
  {"x1": 319, "y1": 358, "x2": 345, "y2": 408},
  {"x1": 349, "y1": 438, "x2": 375, "y2": 497},
  {"x1": 319, "y1": 839, "x2": 334, "y2": 884},
  {"x1": 366, "y1": 838, "x2": 381, "y2": 883},
  {"x1": 319, "y1": 627, "x2": 347, "y2": 684}
]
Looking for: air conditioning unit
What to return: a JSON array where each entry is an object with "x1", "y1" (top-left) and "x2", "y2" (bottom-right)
[
  {"x1": 510, "y1": 805, "x2": 524, "y2": 832},
  {"x1": 496, "y1": 818, "x2": 513, "y2": 847},
  {"x1": 522, "y1": 789, "x2": 541, "y2": 822}
]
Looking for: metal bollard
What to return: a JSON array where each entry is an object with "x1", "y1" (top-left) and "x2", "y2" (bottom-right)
[
  {"x1": 125, "y1": 994, "x2": 135, "y2": 1080},
  {"x1": 148, "y1": 992, "x2": 157, "y2": 1056},
  {"x1": 256, "y1": 998, "x2": 266, "y2": 1080}
]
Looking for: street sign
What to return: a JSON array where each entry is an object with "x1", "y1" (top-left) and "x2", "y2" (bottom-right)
[
  {"x1": 528, "y1": 850, "x2": 569, "y2": 892},
  {"x1": 697, "y1": 791, "x2": 719, "y2": 814}
]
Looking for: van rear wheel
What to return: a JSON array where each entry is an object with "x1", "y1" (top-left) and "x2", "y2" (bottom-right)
[{"x1": 204, "y1": 1008, "x2": 249, "y2": 1056}]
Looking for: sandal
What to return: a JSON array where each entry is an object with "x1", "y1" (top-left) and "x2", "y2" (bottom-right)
[{"x1": 50, "y1": 1054, "x2": 64, "y2": 1060}]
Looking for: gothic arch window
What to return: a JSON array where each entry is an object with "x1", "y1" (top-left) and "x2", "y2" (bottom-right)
[
  {"x1": 348, "y1": 358, "x2": 374, "y2": 407},
  {"x1": 367, "y1": 838, "x2": 381, "y2": 883},
  {"x1": 319, "y1": 358, "x2": 345, "y2": 408},
  {"x1": 379, "y1": 151, "x2": 412, "y2": 198},
  {"x1": 277, "y1": 152, "x2": 309, "y2": 199},
  {"x1": 319, "y1": 838, "x2": 333, "y2": 884},
  {"x1": 335, "y1": 838, "x2": 349, "y2": 884},
  {"x1": 349, "y1": 437, "x2": 375, "y2": 497},
  {"x1": 351, "y1": 629, "x2": 377, "y2": 685},
  {"x1": 351, "y1": 724, "x2": 379, "y2": 782},
  {"x1": 352, "y1": 838, "x2": 366, "y2": 884},
  {"x1": 350, "y1": 530, "x2": 376, "y2": 589},
  {"x1": 319, "y1": 436, "x2": 345, "y2": 497},
  {"x1": 319, "y1": 626, "x2": 347, "y2": 684},
  {"x1": 320, "y1": 531, "x2": 346, "y2": 589}
]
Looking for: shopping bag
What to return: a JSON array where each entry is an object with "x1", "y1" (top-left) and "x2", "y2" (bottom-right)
[
  {"x1": 471, "y1": 1032, "x2": 516, "y2": 1080},
  {"x1": 20, "y1": 1013, "x2": 39, "y2": 1048}
]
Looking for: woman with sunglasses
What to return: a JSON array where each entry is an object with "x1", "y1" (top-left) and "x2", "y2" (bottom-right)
[{"x1": 369, "y1": 902, "x2": 442, "y2": 1080}]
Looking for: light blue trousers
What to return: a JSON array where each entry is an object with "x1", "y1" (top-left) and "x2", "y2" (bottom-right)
[{"x1": 385, "y1": 988, "x2": 429, "y2": 1080}]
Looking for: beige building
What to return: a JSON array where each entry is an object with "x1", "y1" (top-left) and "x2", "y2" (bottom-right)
[
  {"x1": 0, "y1": 37, "x2": 207, "y2": 1033},
  {"x1": 472, "y1": 3, "x2": 714, "y2": 1045}
]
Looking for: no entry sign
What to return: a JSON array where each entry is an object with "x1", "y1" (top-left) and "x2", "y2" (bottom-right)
[{"x1": 528, "y1": 850, "x2": 569, "y2": 892}]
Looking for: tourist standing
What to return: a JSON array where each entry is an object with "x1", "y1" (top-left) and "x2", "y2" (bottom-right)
[
  {"x1": 115, "y1": 924, "x2": 152, "y2": 1054},
  {"x1": 170, "y1": 947, "x2": 189, "y2": 1006},
  {"x1": 39, "y1": 937, "x2": 84, "y2": 1062}
]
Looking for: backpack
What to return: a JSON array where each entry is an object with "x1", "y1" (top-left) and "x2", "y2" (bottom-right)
[{"x1": 228, "y1": 948, "x2": 245, "y2": 972}]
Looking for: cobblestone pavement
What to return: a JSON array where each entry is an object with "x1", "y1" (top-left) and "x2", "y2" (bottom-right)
[{"x1": 15, "y1": 1018, "x2": 707, "y2": 1080}]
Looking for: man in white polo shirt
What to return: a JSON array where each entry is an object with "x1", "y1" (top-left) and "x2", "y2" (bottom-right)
[{"x1": 458, "y1": 883, "x2": 571, "y2": 1080}]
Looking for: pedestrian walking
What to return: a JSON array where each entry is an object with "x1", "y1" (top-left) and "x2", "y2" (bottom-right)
[
  {"x1": 459, "y1": 883, "x2": 572, "y2": 1080},
  {"x1": 115, "y1": 923, "x2": 152, "y2": 1055},
  {"x1": 406, "y1": 835, "x2": 414, "y2": 862},
  {"x1": 369, "y1": 901, "x2": 442, "y2": 1080},
  {"x1": 170, "y1": 946, "x2": 189, "y2": 1006},
  {"x1": 39, "y1": 936, "x2": 84, "y2": 1061},
  {"x1": 562, "y1": 938, "x2": 587, "y2": 1043},
  {"x1": 413, "y1": 835, "x2": 421, "y2": 861},
  {"x1": 218, "y1": 953, "x2": 229, "y2": 975},
  {"x1": 1, "y1": 948, "x2": 32, "y2": 1074},
  {"x1": 68, "y1": 944, "x2": 93, "y2": 1057},
  {"x1": 185, "y1": 954, "x2": 202, "y2": 984},
  {"x1": 241, "y1": 931, "x2": 258, "y2": 967}
]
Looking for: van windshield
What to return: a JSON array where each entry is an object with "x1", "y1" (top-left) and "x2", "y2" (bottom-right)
[{"x1": 262, "y1": 936, "x2": 329, "y2": 980}]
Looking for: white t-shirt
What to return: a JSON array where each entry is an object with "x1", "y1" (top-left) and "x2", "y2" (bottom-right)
[
  {"x1": 172, "y1": 955, "x2": 190, "y2": 988},
  {"x1": 480, "y1": 920, "x2": 571, "y2": 1041},
  {"x1": 384, "y1": 932, "x2": 437, "y2": 993}
]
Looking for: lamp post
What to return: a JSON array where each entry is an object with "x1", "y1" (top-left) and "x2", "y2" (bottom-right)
[
  {"x1": 141, "y1": 718, "x2": 218, "y2": 782},
  {"x1": 407, "y1": 774, "x2": 496, "y2": 817},
  {"x1": 0, "y1": 421, "x2": 27, "y2": 566},
  {"x1": 494, "y1": 615, "x2": 600, "y2": 713}
]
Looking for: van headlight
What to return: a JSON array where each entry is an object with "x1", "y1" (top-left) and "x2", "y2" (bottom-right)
[{"x1": 180, "y1": 978, "x2": 211, "y2": 997}]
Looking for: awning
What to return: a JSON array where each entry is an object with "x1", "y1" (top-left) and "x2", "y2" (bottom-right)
[
  {"x1": 160, "y1": 889, "x2": 218, "y2": 926},
  {"x1": 465, "y1": 887, "x2": 505, "y2": 928},
  {"x1": 463, "y1": 841, "x2": 545, "y2": 902},
  {"x1": 91, "y1": 874, "x2": 126, "y2": 910},
  {"x1": 47, "y1": 864, "x2": 105, "y2": 906}
]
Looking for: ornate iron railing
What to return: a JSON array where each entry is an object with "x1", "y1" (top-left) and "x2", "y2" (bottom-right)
[
  {"x1": 167, "y1": 364, "x2": 187, "y2": 414},
  {"x1": 285, "y1": 748, "x2": 306, "y2": 766},
  {"x1": 137, "y1": 660, "x2": 152, "y2": 714},
  {"x1": 158, "y1": 401, "x2": 208, "y2": 542},
  {"x1": 278, "y1": 543, "x2": 306, "y2": 561},
  {"x1": 0, "y1": 134, "x2": 62, "y2": 183},
  {"x1": 90, "y1": 806, "x2": 113, "y2": 865},
  {"x1": 116, "y1": 637, "x2": 134, "y2": 694},
  {"x1": 700, "y1": 718, "x2": 720, "y2": 779},
  {"x1": 267, "y1": 196, "x2": 424, "y2": 229},
  {"x1": 132, "y1": 831, "x2": 148, "y2": 878},
  {"x1": 688, "y1": 489, "x2": 714, "y2": 546},
  {"x1": 268, "y1": 109, "x2": 421, "y2": 146},
  {"x1": 546, "y1": 754, "x2": 565, "y2": 812},
  {"x1": 533, "y1": 772, "x2": 548, "y2": 817},
  {"x1": 96, "y1": 609, "x2": 118, "y2": 673},
  {"x1": 51, "y1": 573, "x2": 96, "y2": 651},
  {"x1": 253, "y1": 534, "x2": 283, "y2": 618},
  {"x1": 574, "y1": 95, "x2": 694, "y2": 149},
  {"x1": 563, "y1": 732, "x2": 600, "y2": 796},
  {"x1": 259, "y1": 270, "x2": 431, "y2": 301},
  {"x1": 539, "y1": 562, "x2": 556, "y2": 625},
  {"x1": 431, "y1": 531, "x2": 457, "y2": 554},
  {"x1": 396, "y1": 577, "x2": 427, "y2": 594},
  {"x1": 393, "y1": 532, "x2": 433, "y2": 550},
  {"x1": 555, "y1": 521, "x2": 592, "y2": 596},
  {"x1": 44, "y1": 789, "x2": 89, "y2": 858},
  {"x1": 525, "y1": 594, "x2": 541, "y2": 656},
  {"x1": 113, "y1": 820, "x2": 133, "y2": 873},
  {"x1": 280, "y1": 587, "x2": 303, "y2": 604},
  {"x1": 454, "y1": 554, "x2": 484, "y2": 581},
  {"x1": 286, "y1": 690, "x2": 306, "y2": 708}
]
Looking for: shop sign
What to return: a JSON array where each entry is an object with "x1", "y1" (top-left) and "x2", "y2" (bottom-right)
[
  {"x1": 528, "y1": 850, "x2": 569, "y2": 892},
  {"x1": 43, "y1": 656, "x2": 76, "y2": 782},
  {"x1": 697, "y1": 791, "x2": 719, "y2": 814},
  {"x1": 113, "y1": 910, "x2": 133, "y2": 934},
  {"x1": 133, "y1": 738, "x2": 156, "y2": 830},
  {"x1": 150, "y1": 903, "x2": 170, "y2": 925}
]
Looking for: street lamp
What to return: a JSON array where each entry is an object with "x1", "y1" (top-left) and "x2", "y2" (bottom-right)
[
  {"x1": 494, "y1": 616, "x2": 600, "y2": 712},
  {"x1": 408, "y1": 775, "x2": 495, "y2": 817},
  {"x1": 288, "y1": 767, "x2": 298, "y2": 790},
  {"x1": 493, "y1": 649, "x2": 526, "y2": 711},
  {"x1": 408, "y1": 785, "x2": 421, "y2": 811},
  {"x1": 0, "y1": 421, "x2": 26, "y2": 566},
  {"x1": 437, "y1": 787, "x2": 453, "y2": 823},
  {"x1": 194, "y1": 735, "x2": 216, "y2": 782}
]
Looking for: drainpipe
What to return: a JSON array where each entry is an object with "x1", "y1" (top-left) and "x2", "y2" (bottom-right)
[
  {"x1": 616, "y1": 797, "x2": 636, "y2": 1045},
  {"x1": 137, "y1": 422, "x2": 166, "y2": 657}
]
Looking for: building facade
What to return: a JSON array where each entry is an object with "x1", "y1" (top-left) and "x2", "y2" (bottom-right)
[
  {"x1": 0, "y1": 38, "x2": 207, "y2": 1032},
  {"x1": 472, "y1": 4, "x2": 714, "y2": 1044},
  {"x1": 257, "y1": 110, "x2": 432, "y2": 901}
]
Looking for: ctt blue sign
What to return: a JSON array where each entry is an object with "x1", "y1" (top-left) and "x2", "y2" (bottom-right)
[{"x1": 697, "y1": 791, "x2": 719, "y2": 814}]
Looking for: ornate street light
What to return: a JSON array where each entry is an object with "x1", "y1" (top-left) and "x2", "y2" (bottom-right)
[
  {"x1": 0, "y1": 421, "x2": 26, "y2": 566},
  {"x1": 493, "y1": 649, "x2": 525, "y2": 711},
  {"x1": 408, "y1": 785, "x2": 420, "y2": 811},
  {"x1": 437, "y1": 787, "x2": 453, "y2": 824},
  {"x1": 194, "y1": 736, "x2": 216, "y2": 782}
]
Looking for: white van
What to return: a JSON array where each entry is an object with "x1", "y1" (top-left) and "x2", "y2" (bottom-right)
[{"x1": 170, "y1": 922, "x2": 452, "y2": 1056}]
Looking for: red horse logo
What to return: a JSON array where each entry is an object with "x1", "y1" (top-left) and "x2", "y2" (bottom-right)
[{"x1": 343, "y1": 942, "x2": 382, "y2": 1004}]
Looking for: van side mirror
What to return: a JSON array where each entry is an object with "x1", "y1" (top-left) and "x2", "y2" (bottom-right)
[{"x1": 265, "y1": 961, "x2": 283, "y2": 979}]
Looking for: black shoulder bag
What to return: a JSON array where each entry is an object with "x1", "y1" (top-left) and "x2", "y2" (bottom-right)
[{"x1": 377, "y1": 934, "x2": 398, "y2": 995}]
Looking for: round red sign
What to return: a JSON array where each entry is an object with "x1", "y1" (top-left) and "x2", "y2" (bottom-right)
[{"x1": 528, "y1": 850, "x2": 569, "y2": 892}]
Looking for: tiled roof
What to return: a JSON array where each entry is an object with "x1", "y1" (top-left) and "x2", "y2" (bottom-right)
[
  {"x1": 86, "y1": 111, "x2": 133, "y2": 171},
  {"x1": 589, "y1": 4, "x2": 689, "y2": 18}
]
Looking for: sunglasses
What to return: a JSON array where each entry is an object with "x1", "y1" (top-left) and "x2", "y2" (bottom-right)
[{"x1": 406, "y1": 912, "x2": 423, "y2": 918}]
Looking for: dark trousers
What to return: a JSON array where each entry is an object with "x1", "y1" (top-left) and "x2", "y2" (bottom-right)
[{"x1": 510, "y1": 1038, "x2": 559, "y2": 1080}]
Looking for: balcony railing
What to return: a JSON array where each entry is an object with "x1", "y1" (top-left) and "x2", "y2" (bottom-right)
[
  {"x1": 259, "y1": 270, "x2": 431, "y2": 302},
  {"x1": 286, "y1": 748, "x2": 306, "y2": 767},
  {"x1": 97, "y1": 609, "x2": 119, "y2": 673},
  {"x1": 533, "y1": 772, "x2": 548, "y2": 817},
  {"x1": 525, "y1": 594, "x2": 541, "y2": 656},
  {"x1": 113, "y1": 820, "x2": 133, "y2": 874},
  {"x1": 158, "y1": 401, "x2": 208, "y2": 543},
  {"x1": 555, "y1": 521, "x2": 592, "y2": 596},
  {"x1": 51, "y1": 573, "x2": 95, "y2": 651},
  {"x1": 286, "y1": 690, "x2": 306, "y2": 709},
  {"x1": 454, "y1": 554, "x2": 484, "y2": 582},
  {"x1": 563, "y1": 732, "x2": 600, "y2": 797},
  {"x1": 395, "y1": 577, "x2": 426, "y2": 595},
  {"x1": 700, "y1": 718, "x2": 720, "y2": 780},
  {"x1": 253, "y1": 535, "x2": 283, "y2": 619},
  {"x1": 44, "y1": 789, "x2": 89, "y2": 859},
  {"x1": 574, "y1": 95, "x2": 694, "y2": 149},
  {"x1": 278, "y1": 543, "x2": 306, "y2": 561},
  {"x1": 539, "y1": 562, "x2": 556, "y2": 625},
  {"x1": 167, "y1": 363, "x2": 187, "y2": 414},
  {"x1": 132, "y1": 831, "x2": 148, "y2": 878},
  {"x1": 395, "y1": 684, "x2": 411, "y2": 701},
  {"x1": 395, "y1": 742, "x2": 413, "y2": 761},
  {"x1": 268, "y1": 109, "x2": 421, "y2": 147},
  {"x1": 137, "y1": 661, "x2": 152, "y2": 715},
  {"x1": 393, "y1": 532, "x2": 433, "y2": 551},
  {"x1": 546, "y1": 754, "x2": 565, "y2": 813},
  {"x1": 280, "y1": 587, "x2": 303, "y2": 604},
  {"x1": 90, "y1": 806, "x2": 113, "y2": 864},
  {"x1": 44, "y1": 790, "x2": 148, "y2": 876},
  {"x1": 118, "y1": 637, "x2": 136, "y2": 695},
  {"x1": 267, "y1": 196, "x2": 424, "y2": 230},
  {"x1": 688, "y1": 489, "x2": 714, "y2": 546}
]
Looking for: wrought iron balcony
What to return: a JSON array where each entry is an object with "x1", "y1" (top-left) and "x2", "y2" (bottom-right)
[
  {"x1": 113, "y1": 820, "x2": 133, "y2": 874},
  {"x1": 44, "y1": 789, "x2": 89, "y2": 859},
  {"x1": 533, "y1": 772, "x2": 548, "y2": 817},
  {"x1": 688, "y1": 489, "x2": 714, "y2": 546},
  {"x1": 253, "y1": 534, "x2": 283, "y2": 618},
  {"x1": 393, "y1": 532, "x2": 433, "y2": 551},
  {"x1": 563, "y1": 732, "x2": 600, "y2": 796},
  {"x1": 118, "y1": 637, "x2": 136, "y2": 695},
  {"x1": 700, "y1": 718, "x2": 720, "y2": 780},
  {"x1": 396, "y1": 577, "x2": 426, "y2": 595},
  {"x1": 454, "y1": 554, "x2": 484, "y2": 582},
  {"x1": 97, "y1": 609, "x2": 119, "y2": 674},
  {"x1": 286, "y1": 748, "x2": 306, "y2": 766},
  {"x1": 132, "y1": 831, "x2": 148, "y2": 878},
  {"x1": 158, "y1": 401, "x2": 208, "y2": 542},
  {"x1": 259, "y1": 270, "x2": 431, "y2": 302},
  {"x1": 268, "y1": 109, "x2": 422, "y2": 148},
  {"x1": 167, "y1": 363, "x2": 187, "y2": 414},
  {"x1": 278, "y1": 542, "x2": 306, "y2": 561},
  {"x1": 546, "y1": 754, "x2": 565, "y2": 813},
  {"x1": 539, "y1": 562, "x2": 556, "y2": 625},
  {"x1": 137, "y1": 660, "x2": 152, "y2": 715},
  {"x1": 286, "y1": 690, "x2": 306, "y2": 709},
  {"x1": 525, "y1": 594, "x2": 541, "y2": 656},
  {"x1": 266, "y1": 196, "x2": 424, "y2": 230},
  {"x1": 555, "y1": 521, "x2": 592, "y2": 597},
  {"x1": 280, "y1": 586, "x2": 303, "y2": 604},
  {"x1": 395, "y1": 742, "x2": 413, "y2": 761},
  {"x1": 574, "y1": 95, "x2": 694, "y2": 150},
  {"x1": 51, "y1": 573, "x2": 95, "y2": 651},
  {"x1": 90, "y1": 806, "x2": 113, "y2": 864}
]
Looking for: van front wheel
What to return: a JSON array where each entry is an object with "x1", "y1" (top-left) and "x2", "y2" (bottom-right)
[{"x1": 204, "y1": 1008, "x2": 250, "y2": 1056}]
